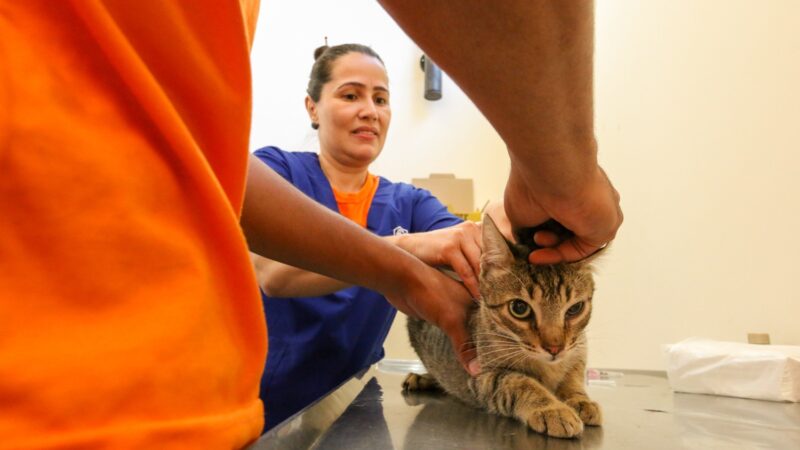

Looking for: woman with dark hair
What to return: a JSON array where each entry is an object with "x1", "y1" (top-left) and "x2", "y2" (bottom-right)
[{"x1": 251, "y1": 43, "x2": 483, "y2": 430}]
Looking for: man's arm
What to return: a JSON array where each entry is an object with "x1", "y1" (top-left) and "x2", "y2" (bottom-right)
[
  {"x1": 241, "y1": 155, "x2": 478, "y2": 373},
  {"x1": 379, "y1": 0, "x2": 622, "y2": 263}
]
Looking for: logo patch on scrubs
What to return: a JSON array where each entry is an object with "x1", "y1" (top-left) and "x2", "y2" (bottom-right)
[{"x1": 393, "y1": 226, "x2": 409, "y2": 236}]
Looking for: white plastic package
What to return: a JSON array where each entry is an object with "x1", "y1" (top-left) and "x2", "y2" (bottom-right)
[{"x1": 664, "y1": 338, "x2": 800, "y2": 402}]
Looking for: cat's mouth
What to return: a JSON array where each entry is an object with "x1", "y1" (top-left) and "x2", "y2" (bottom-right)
[{"x1": 532, "y1": 352, "x2": 560, "y2": 363}]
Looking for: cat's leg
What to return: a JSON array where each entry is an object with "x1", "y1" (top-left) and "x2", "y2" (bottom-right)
[
  {"x1": 403, "y1": 372, "x2": 440, "y2": 392},
  {"x1": 555, "y1": 363, "x2": 603, "y2": 426},
  {"x1": 469, "y1": 370, "x2": 583, "y2": 438}
]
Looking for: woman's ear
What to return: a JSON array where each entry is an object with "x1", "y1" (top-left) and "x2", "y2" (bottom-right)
[{"x1": 305, "y1": 96, "x2": 318, "y2": 127}]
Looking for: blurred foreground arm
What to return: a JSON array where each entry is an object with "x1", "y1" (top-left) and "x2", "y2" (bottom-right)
[
  {"x1": 379, "y1": 0, "x2": 622, "y2": 263},
  {"x1": 241, "y1": 156, "x2": 478, "y2": 373}
]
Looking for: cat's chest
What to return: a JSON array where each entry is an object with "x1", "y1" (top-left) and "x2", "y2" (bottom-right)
[{"x1": 524, "y1": 355, "x2": 578, "y2": 390}]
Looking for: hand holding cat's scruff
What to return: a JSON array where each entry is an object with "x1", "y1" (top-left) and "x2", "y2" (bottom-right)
[{"x1": 504, "y1": 165, "x2": 622, "y2": 264}]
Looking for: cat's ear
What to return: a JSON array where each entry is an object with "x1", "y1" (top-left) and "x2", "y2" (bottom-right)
[
  {"x1": 481, "y1": 214, "x2": 515, "y2": 276},
  {"x1": 569, "y1": 243, "x2": 610, "y2": 271}
]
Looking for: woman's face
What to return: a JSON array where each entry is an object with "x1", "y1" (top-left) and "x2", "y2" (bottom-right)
[{"x1": 307, "y1": 52, "x2": 391, "y2": 168}]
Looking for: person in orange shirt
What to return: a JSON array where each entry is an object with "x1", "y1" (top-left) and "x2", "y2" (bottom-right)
[
  {"x1": 1, "y1": 0, "x2": 620, "y2": 448},
  {"x1": 1, "y1": 2, "x2": 272, "y2": 448}
]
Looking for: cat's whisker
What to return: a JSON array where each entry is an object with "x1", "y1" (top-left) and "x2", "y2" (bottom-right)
[
  {"x1": 476, "y1": 343, "x2": 520, "y2": 350},
  {"x1": 477, "y1": 340, "x2": 521, "y2": 346},
  {"x1": 473, "y1": 336, "x2": 520, "y2": 344},
  {"x1": 509, "y1": 349, "x2": 534, "y2": 370},
  {"x1": 466, "y1": 342, "x2": 519, "y2": 353},
  {"x1": 471, "y1": 335, "x2": 517, "y2": 342},
  {"x1": 478, "y1": 347, "x2": 526, "y2": 359},
  {"x1": 507, "y1": 351, "x2": 530, "y2": 369},
  {"x1": 482, "y1": 349, "x2": 527, "y2": 368},
  {"x1": 476, "y1": 343, "x2": 524, "y2": 353},
  {"x1": 473, "y1": 332, "x2": 536, "y2": 362},
  {"x1": 465, "y1": 336, "x2": 517, "y2": 345},
  {"x1": 468, "y1": 336, "x2": 519, "y2": 346},
  {"x1": 480, "y1": 349, "x2": 519, "y2": 365},
  {"x1": 498, "y1": 345, "x2": 531, "y2": 365},
  {"x1": 477, "y1": 345, "x2": 525, "y2": 355}
]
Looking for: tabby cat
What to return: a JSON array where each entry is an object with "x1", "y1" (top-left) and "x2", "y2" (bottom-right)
[{"x1": 405, "y1": 215, "x2": 603, "y2": 439}]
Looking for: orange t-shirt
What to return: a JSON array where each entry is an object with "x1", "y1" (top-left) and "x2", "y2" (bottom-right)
[
  {"x1": 0, "y1": 1, "x2": 265, "y2": 448},
  {"x1": 332, "y1": 174, "x2": 380, "y2": 228}
]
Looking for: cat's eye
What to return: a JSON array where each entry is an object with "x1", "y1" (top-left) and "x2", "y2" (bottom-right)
[
  {"x1": 565, "y1": 301, "x2": 585, "y2": 318},
  {"x1": 508, "y1": 299, "x2": 532, "y2": 320}
]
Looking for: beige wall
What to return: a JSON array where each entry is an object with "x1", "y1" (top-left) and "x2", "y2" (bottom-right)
[
  {"x1": 251, "y1": 0, "x2": 800, "y2": 371},
  {"x1": 589, "y1": 0, "x2": 800, "y2": 369}
]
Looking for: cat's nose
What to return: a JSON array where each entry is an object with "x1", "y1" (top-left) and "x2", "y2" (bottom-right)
[{"x1": 545, "y1": 345, "x2": 561, "y2": 356}]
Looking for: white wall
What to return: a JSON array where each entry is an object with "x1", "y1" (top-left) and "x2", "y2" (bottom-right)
[{"x1": 250, "y1": 0, "x2": 800, "y2": 371}]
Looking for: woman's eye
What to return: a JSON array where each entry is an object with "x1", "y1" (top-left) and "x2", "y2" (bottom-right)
[
  {"x1": 508, "y1": 299, "x2": 531, "y2": 319},
  {"x1": 343, "y1": 93, "x2": 357, "y2": 101},
  {"x1": 375, "y1": 96, "x2": 388, "y2": 105},
  {"x1": 566, "y1": 302, "x2": 585, "y2": 317}
]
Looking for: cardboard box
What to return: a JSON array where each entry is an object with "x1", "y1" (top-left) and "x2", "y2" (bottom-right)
[{"x1": 411, "y1": 173, "x2": 475, "y2": 218}]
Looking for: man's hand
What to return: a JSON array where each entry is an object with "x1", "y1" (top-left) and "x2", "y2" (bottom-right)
[
  {"x1": 504, "y1": 165, "x2": 622, "y2": 264},
  {"x1": 394, "y1": 222, "x2": 483, "y2": 299}
]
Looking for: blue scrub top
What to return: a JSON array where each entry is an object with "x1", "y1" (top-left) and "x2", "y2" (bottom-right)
[{"x1": 254, "y1": 146, "x2": 462, "y2": 431}]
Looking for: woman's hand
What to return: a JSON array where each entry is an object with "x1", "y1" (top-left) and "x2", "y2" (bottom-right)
[{"x1": 393, "y1": 221, "x2": 483, "y2": 299}]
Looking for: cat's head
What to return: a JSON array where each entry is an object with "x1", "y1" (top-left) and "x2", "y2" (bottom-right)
[{"x1": 476, "y1": 215, "x2": 603, "y2": 366}]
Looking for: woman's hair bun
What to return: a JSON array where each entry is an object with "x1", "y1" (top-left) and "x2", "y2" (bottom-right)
[{"x1": 313, "y1": 45, "x2": 329, "y2": 61}]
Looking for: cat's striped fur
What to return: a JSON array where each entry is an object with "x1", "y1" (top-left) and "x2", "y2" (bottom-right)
[{"x1": 406, "y1": 215, "x2": 602, "y2": 438}]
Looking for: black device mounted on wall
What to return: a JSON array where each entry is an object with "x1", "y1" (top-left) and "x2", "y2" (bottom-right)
[{"x1": 420, "y1": 54, "x2": 442, "y2": 101}]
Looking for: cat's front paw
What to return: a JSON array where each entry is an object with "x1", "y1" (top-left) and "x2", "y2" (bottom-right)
[
  {"x1": 402, "y1": 373, "x2": 439, "y2": 392},
  {"x1": 565, "y1": 398, "x2": 603, "y2": 426},
  {"x1": 524, "y1": 404, "x2": 583, "y2": 438}
]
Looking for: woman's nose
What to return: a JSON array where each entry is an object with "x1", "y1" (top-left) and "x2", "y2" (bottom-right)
[{"x1": 359, "y1": 100, "x2": 378, "y2": 120}]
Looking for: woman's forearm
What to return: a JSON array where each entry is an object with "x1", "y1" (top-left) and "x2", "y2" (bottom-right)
[
  {"x1": 242, "y1": 155, "x2": 417, "y2": 300},
  {"x1": 250, "y1": 253, "x2": 349, "y2": 298},
  {"x1": 249, "y1": 235, "x2": 422, "y2": 298}
]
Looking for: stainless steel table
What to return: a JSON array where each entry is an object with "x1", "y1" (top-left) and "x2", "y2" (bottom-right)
[{"x1": 251, "y1": 365, "x2": 800, "y2": 449}]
